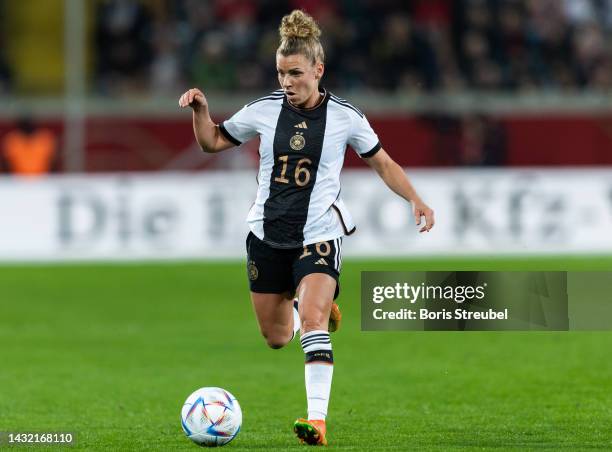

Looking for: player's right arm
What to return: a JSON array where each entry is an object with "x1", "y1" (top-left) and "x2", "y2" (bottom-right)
[{"x1": 178, "y1": 88, "x2": 235, "y2": 153}]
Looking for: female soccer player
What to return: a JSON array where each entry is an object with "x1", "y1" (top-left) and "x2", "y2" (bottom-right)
[{"x1": 179, "y1": 10, "x2": 434, "y2": 446}]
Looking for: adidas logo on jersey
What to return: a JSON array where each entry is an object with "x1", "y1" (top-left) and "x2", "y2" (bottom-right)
[
  {"x1": 294, "y1": 121, "x2": 308, "y2": 129},
  {"x1": 315, "y1": 258, "x2": 328, "y2": 265}
]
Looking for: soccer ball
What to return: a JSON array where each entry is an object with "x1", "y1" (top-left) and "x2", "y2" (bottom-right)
[{"x1": 181, "y1": 387, "x2": 242, "y2": 447}]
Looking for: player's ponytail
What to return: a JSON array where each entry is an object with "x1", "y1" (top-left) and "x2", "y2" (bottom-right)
[{"x1": 278, "y1": 10, "x2": 325, "y2": 64}]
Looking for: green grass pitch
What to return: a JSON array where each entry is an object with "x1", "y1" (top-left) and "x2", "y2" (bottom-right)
[{"x1": 1, "y1": 257, "x2": 612, "y2": 450}]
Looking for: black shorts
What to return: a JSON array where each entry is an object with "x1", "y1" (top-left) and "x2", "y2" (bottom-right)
[{"x1": 246, "y1": 232, "x2": 342, "y2": 300}]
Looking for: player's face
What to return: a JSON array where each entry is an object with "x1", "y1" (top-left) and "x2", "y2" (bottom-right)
[{"x1": 277, "y1": 53, "x2": 324, "y2": 108}]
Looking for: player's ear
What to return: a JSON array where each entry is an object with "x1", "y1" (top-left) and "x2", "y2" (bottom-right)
[{"x1": 315, "y1": 61, "x2": 324, "y2": 80}]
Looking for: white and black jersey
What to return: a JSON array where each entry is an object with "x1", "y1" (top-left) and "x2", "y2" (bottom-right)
[{"x1": 220, "y1": 89, "x2": 381, "y2": 248}]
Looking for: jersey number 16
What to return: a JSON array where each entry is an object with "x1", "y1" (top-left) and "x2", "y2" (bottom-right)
[{"x1": 274, "y1": 155, "x2": 312, "y2": 187}]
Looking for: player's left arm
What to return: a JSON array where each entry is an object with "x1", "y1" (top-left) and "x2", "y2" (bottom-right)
[{"x1": 364, "y1": 148, "x2": 435, "y2": 233}]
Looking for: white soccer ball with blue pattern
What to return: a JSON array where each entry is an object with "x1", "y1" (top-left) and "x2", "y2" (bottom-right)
[{"x1": 181, "y1": 387, "x2": 242, "y2": 447}]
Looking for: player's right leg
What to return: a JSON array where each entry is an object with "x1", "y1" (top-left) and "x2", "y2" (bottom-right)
[
  {"x1": 246, "y1": 232, "x2": 300, "y2": 349},
  {"x1": 250, "y1": 291, "x2": 296, "y2": 349}
]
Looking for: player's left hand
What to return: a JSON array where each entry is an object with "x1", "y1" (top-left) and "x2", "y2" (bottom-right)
[{"x1": 413, "y1": 201, "x2": 434, "y2": 233}]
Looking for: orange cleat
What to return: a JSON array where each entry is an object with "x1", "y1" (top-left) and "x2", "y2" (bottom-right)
[
  {"x1": 294, "y1": 418, "x2": 327, "y2": 446},
  {"x1": 328, "y1": 302, "x2": 341, "y2": 333}
]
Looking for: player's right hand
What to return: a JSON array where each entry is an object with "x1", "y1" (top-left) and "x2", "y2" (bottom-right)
[{"x1": 178, "y1": 88, "x2": 207, "y2": 111}]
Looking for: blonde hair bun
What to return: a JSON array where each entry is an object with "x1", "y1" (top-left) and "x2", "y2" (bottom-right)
[
  {"x1": 279, "y1": 10, "x2": 321, "y2": 40},
  {"x1": 277, "y1": 10, "x2": 325, "y2": 64}
]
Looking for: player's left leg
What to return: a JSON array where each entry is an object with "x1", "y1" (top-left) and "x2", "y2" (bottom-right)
[
  {"x1": 293, "y1": 296, "x2": 341, "y2": 333},
  {"x1": 293, "y1": 237, "x2": 343, "y2": 334},
  {"x1": 293, "y1": 273, "x2": 336, "y2": 445}
]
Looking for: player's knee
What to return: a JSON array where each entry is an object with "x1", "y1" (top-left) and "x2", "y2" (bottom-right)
[
  {"x1": 265, "y1": 337, "x2": 288, "y2": 349},
  {"x1": 261, "y1": 330, "x2": 290, "y2": 349},
  {"x1": 266, "y1": 340, "x2": 285, "y2": 349}
]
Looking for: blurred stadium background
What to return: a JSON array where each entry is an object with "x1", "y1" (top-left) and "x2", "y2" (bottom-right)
[
  {"x1": 2, "y1": 0, "x2": 612, "y2": 259},
  {"x1": 1, "y1": 1, "x2": 612, "y2": 450}
]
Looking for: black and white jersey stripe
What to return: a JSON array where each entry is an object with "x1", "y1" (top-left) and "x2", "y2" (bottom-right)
[
  {"x1": 329, "y1": 94, "x2": 364, "y2": 118},
  {"x1": 246, "y1": 89, "x2": 285, "y2": 107},
  {"x1": 221, "y1": 89, "x2": 380, "y2": 248}
]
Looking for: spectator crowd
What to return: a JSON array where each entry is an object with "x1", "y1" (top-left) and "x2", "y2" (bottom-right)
[{"x1": 92, "y1": 0, "x2": 612, "y2": 96}]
